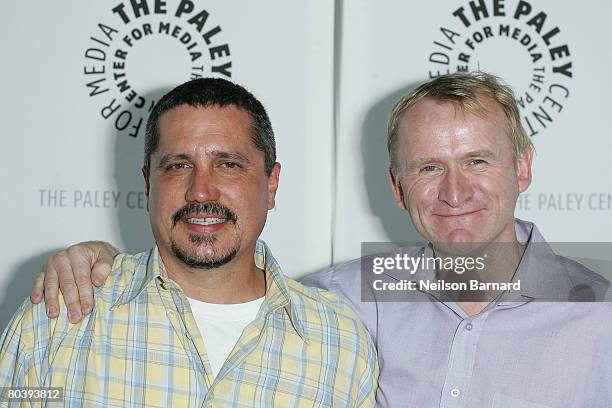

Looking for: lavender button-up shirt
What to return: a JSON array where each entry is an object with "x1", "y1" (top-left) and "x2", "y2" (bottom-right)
[{"x1": 302, "y1": 219, "x2": 612, "y2": 407}]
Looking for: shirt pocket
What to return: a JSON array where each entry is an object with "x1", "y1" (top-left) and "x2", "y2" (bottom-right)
[{"x1": 492, "y1": 393, "x2": 553, "y2": 408}]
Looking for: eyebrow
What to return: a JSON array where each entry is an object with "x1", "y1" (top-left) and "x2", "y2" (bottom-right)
[
  {"x1": 407, "y1": 149, "x2": 497, "y2": 172},
  {"x1": 158, "y1": 154, "x2": 191, "y2": 169},
  {"x1": 157, "y1": 151, "x2": 252, "y2": 169},
  {"x1": 463, "y1": 149, "x2": 497, "y2": 160},
  {"x1": 210, "y1": 150, "x2": 252, "y2": 164}
]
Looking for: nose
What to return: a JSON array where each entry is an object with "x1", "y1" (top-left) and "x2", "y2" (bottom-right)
[
  {"x1": 184, "y1": 167, "x2": 221, "y2": 203},
  {"x1": 437, "y1": 167, "x2": 474, "y2": 208}
]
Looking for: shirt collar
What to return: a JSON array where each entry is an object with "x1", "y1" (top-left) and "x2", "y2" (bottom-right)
[
  {"x1": 111, "y1": 246, "x2": 163, "y2": 308},
  {"x1": 500, "y1": 218, "x2": 590, "y2": 302},
  {"x1": 381, "y1": 218, "x2": 580, "y2": 302},
  {"x1": 111, "y1": 240, "x2": 308, "y2": 342},
  {"x1": 254, "y1": 240, "x2": 309, "y2": 343}
]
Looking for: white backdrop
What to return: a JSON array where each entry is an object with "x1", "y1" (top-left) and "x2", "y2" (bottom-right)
[{"x1": 2, "y1": 0, "x2": 612, "y2": 330}]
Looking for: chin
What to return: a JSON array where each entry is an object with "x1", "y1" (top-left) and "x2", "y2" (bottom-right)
[
  {"x1": 446, "y1": 228, "x2": 479, "y2": 242},
  {"x1": 425, "y1": 225, "x2": 475, "y2": 243},
  {"x1": 430, "y1": 229, "x2": 489, "y2": 255},
  {"x1": 172, "y1": 241, "x2": 239, "y2": 269}
]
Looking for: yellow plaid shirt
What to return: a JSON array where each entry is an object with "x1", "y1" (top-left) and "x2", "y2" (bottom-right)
[{"x1": 0, "y1": 241, "x2": 378, "y2": 407}]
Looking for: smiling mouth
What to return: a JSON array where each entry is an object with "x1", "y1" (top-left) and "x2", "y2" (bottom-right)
[
  {"x1": 186, "y1": 217, "x2": 226, "y2": 226},
  {"x1": 173, "y1": 202, "x2": 237, "y2": 227},
  {"x1": 436, "y1": 209, "x2": 484, "y2": 218}
]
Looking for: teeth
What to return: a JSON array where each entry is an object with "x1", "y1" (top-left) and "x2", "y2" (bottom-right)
[{"x1": 186, "y1": 217, "x2": 225, "y2": 225}]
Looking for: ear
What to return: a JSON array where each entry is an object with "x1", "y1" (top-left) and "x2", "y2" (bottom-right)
[
  {"x1": 388, "y1": 167, "x2": 407, "y2": 211},
  {"x1": 267, "y1": 162, "x2": 281, "y2": 210},
  {"x1": 142, "y1": 167, "x2": 150, "y2": 212},
  {"x1": 516, "y1": 147, "x2": 533, "y2": 193}
]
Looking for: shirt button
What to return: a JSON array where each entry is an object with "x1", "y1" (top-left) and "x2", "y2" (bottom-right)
[
  {"x1": 466, "y1": 323, "x2": 473, "y2": 331},
  {"x1": 167, "y1": 310, "x2": 175, "y2": 317},
  {"x1": 450, "y1": 388, "x2": 461, "y2": 398}
]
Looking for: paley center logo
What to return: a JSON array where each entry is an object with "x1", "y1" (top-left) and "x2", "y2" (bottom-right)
[
  {"x1": 427, "y1": 0, "x2": 573, "y2": 137},
  {"x1": 82, "y1": 0, "x2": 232, "y2": 139}
]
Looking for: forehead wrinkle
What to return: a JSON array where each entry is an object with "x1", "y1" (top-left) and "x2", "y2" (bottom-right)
[{"x1": 404, "y1": 96, "x2": 505, "y2": 137}]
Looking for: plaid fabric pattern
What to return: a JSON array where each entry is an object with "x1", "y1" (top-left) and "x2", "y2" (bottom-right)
[{"x1": 0, "y1": 241, "x2": 378, "y2": 407}]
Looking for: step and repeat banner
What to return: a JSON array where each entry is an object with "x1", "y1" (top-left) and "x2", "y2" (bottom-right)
[{"x1": 2, "y1": 0, "x2": 612, "y2": 329}]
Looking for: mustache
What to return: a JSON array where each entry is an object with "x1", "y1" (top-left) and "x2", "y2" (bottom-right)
[{"x1": 172, "y1": 202, "x2": 237, "y2": 226}]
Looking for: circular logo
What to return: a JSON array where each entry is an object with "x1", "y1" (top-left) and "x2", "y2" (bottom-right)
[
  {"x1": 427, "y1": 0, "x2": 573, "y2": 138},
  {"x1": 82, "y1": 0, "x2": 233, "y2": 139}
]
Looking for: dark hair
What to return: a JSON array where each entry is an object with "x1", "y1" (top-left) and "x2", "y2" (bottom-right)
[{"x1": 143, "y1": 78, "x2": 276, "y2": 175}]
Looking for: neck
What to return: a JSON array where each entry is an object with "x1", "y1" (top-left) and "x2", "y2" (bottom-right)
[
  {"x1": 434, "y1": 238, "x2": 526, "y2": 316},
  {"x1": 159, "y1": 247, "x2": 266, "y2": 304}
]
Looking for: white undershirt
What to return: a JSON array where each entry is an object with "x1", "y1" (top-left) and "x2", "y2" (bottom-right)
[{"x1": 186, "y1": 296, "x2": 264, "y2": 379}]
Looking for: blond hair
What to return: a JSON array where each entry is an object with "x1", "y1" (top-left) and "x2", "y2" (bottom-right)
[{"x1": 387, "y1": 71, "x2": 533, "y2": 173}]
